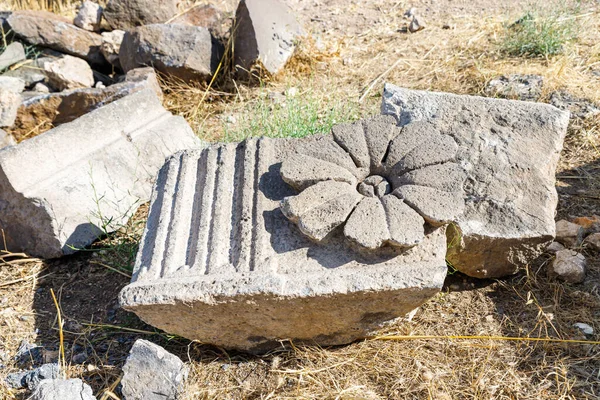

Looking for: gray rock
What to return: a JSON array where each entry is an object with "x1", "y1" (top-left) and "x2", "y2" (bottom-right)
[
  {"x1": 100, "y1": 30, "x2": 124, "y2": 68},
  {"x1": 408, "y1": 15, "x2": 425, "y2": 33},
  {"x1": 584, "y1": 232, "x2": 600, "y2": 251},
  {"x1": 573, "y1": 322, "x2": 593, "y2": 335},
  {"x1": 550, "y1": 91, "x2": 600, "y2": 119},
  {"x1": 550, "y1": 250, "x2": 586, "y2": 283},
  {"x1": 170, "y1": 4, "x2": 224, "y2": 38},
  {"x1": 233, "y1": 0, "x2": 304, "y2": 75},
  {"x1": 0, "y1": 129, "x2": 15, "y2": 148},
  {"x1": 119, "y1": 134, "x2": 449, "y2": 352},
  {"x1": 0, "y1": 42, "x2": 26, "y2": 71},
  {"x1": 5, "y1": 363, "x2": 59, "y2": 390},
  {"x1": 2, "y1": 57, "x2": 50, "y2": 87},
  {"x1": 381, "y1": 83, "x2": 570, "y2": 278},
  {"x1": 119, "y1": 24, "x2": 222, "y2": 82},
  {"x1": 103, "y1": 0, "x2": 177, "y2": 30},
  {"x1": 0, "y1": 78, "x2": 23, "y2": 127},
  {"x1": 485, "y1": 74, "x2": 543, "y2": 101},
  {"x1": 0, "y1": 88, "x2": 201, "y2": 258},
  {"x1": 546, "y1": 241, "x2": 565, "y2": 254},
  {"x1": 121, "y1": 340, "x2": 187, "y2": 400},
  {"x1": 0, "y1": 76, "x2": 25, "y2": 93},
  {"x1": 33, "y1": 82, "x2": 51, "y2": 93},
  {"x1": 31, "y1": 378, "x2": 96, "y2": 400},
  {"x1": 73, "y1": 1, "x2": 102, "y2": 32},
  {"x1": 6, "y1": 11, "x2": 105, "y2": 68},
  {"x1": 555, "y1": 219, "x2": 584, "y2": 248},
  {"x1": 43, "y1": 55, "x2": 94, "y2": 91}
]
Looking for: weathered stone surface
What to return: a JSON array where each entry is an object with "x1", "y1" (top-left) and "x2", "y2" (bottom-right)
[
  {"x1": 43, "y1": 55, "x2": 94, "y2": 90},
  {"x1": 0, "y1": 129, "x2": 15, "y2": 148},
  {"x1": 233, "y1": 0, "x2": 304, "y2": 75},
  {"x1": 382, "y1": 83, "x2": 570, "y2": 278},
  {"x1": 119, "y1": 24, "x2": 222, "y2": 82},
  {"x1": 555, "y1": 219, "x2": 584, "y2": 248},
  {"x1": 74, "y1": 1, "x2": 102, "y2": 32},
  {"x1": 2, "y1": 57, "x2": 50, "y2": 87},
  {"x1": 100, "y1": 30, "x2": 124, "y2": 68},
  {"x1": 120, "y1": 134, "x2": 449, "y2": 352},
  {"x1": 485, "y1": 74, "x2": 543, "y2": 101},
  {"x1": 9, "y1": 67, "x2": 161, "y2": 141},
  {"x1": 31, "y1": 378, "x2": 96, "y2": 400},
  {"x1": 5, "y1": 363, "x2": 59, "y2": 390},
  {"x1": 550, "y1": 91, "x2": 600, "y2": 119},
  {"x1": 6, "y1": 11, "x2": 105, "y2": 68},
  {"x1": 0, "y1": 76, "x2": 25, "y2": 93},
  {"x1": 121, "y1": 340, "x2": 187, "y2": 400},
  {"x1": 550, "y1": 250, "x2": 586, "y2": 283},
  {"x1": 0, "y1": 42, "x2": 26, "y2": 71},
  {"x1": 0, "y1": 81, "x2": 23, "y2": 127},
  {"x1": 584, "y1": 232, "x2": 600, "y2": 251},
  {"x1": 279, "y1": 117, "x2": 464, "y2": 250},
  {"x1": 103, "y1": 0, "x2": 177, "y2": 30},
  {"x1": 546, "y1": 241, "x2": 565, "y2": 254},
  {"x1": 0, "y1": 89, "x2": 201, "y2": 258},
  {"x1": 170, "y1": 4, "x2": 223, "y2": 37}
]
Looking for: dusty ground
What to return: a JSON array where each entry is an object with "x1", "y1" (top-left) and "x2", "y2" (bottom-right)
[{"x1": 1, "y1": 0, "x2": 600, "y2": 399}]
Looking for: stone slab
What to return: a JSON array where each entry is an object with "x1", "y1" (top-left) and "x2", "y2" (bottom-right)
[
  {"x1": 381, "y1": 83, "x2": 570, "y2": 278},
  {"x1": 0, "y1": 88, "x2": 201, "y2": 258},
  {"x1": 120, "y1": 132, "x2": 448, "y2": 353}
]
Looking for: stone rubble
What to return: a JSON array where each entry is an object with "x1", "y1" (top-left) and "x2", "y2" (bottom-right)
[
  {"x1": 73, "y1": 1, "x2": 103, "y2": 32},
  {"x1": 0, "y1": 89, "x2": 201, "y2": 258},
  {"x1": 5, "y1": 363, "x2": 59, "y2": 390},
  {"x1": 0, "y1": 42, "x2": 26, "y2": 71},
  {"x1": 31, "y1": 378, "x2": 96, "y2": 400},
  {"x1": 381, "y1": 83, "x2": 570, "y2": 278},
  {"x1": 100, "y1": 30, "x2": 125, "y2": 68},
  {"x1": 170, "y1": 4, "x2": 224, "y2": 37},
  {"x1": 584, "y1": 232, "x2": 600, "y2": 251},
  {"x1": 121, "y1": 340, "x2": 187, "y2": 400},
  {"x1": 233, "y1": 0, "x2": 304, "y2": 75},
  {"x1": 555, "y1": 219, "x2": 584, "y2": 248},
  {"x1": 484, "y1": 74, "x2": 543, "y2": 101},
  {"x1": 550, "y1": 249, "x2": 587, "y2": 283},
  {"x1": 42, "y1": 55, "x2": 95, "y2": 91},
  {"x1": 103, "y1": 0, "x2": 178, "y2": 30}
]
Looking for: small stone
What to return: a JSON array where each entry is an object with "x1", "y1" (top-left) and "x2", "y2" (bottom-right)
[
  {"x1": 546, "y1": 241, "x2": 565, "y2": 254},
  {"x1": 555, "y1": 219, "x2": 584, "y2": 248},
  {"x1": 573, "y1": 322, "x2": 593, "y2": 335},
  {"x1": 100, "y1": 30, "x2": 125, "y2": 68},
  {"x1": 73, "y1": 1, "x2": 103, "y2": 32},
  {"x1": 0, "y1": 129, "x2": 16, "y2": 148},
  {"x1": 584, "y1": 233, "x2": 600, "y2": 251},
  {"x1": 485, "y1": 74, "x2": 543, "y2": 102},
  {"x1": 0, "y1": 42, "x2": 26, "y2": 71},
  {"x1": 121, "y1": 340, "x2": 187, "y2": 400},
  {"x1": 94, "y1": 81, "x2": 105, "y2": 89},
  {"x1": 43, "y1": 55, "x2": 94, "y2": 91},
  {"x1": 5, "y1": 363, "x2": 59, "y2": 390},
  {"x1": 31, "y1": 378, "x2": 96, "y2": 400},
  {"x1": 408, "y1": 16, "x2": 425, "y2": 33},
  {"x1": 550, "y1": 91, "x2": 600, "y2": 119},
  {"x1": 103, "y1": 0, "x2": 178, "y2": 30},
  {"x1": 550, "y1": 250, "x2": 586, "y2": 283},
  {"x1": 33, "y1": 82, "x2": 50, "y2": 93}
]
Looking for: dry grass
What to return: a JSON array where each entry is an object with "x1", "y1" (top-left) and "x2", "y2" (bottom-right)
[{"x1": 1, "y1": 0, "x2": 600, "y2": 399}]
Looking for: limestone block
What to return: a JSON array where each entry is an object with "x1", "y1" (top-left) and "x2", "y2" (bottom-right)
[
  {"x1": 120, "y1": 131, "x2": 449, "y2": 353},
  {"x1": 0, "y1": 89, "x2": 201, "y2": 258},
  {"x1": 381, "y1": 83, "x2": 570, "y2": 278}
]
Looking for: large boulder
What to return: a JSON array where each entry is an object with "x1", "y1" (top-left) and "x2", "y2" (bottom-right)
[
  {"x1": 381, "y1": 83, "x2": 570, "y2": 278},
  {"x1": 6, "y1": 11, "x2": 105, "y2": 68},
  {"x1": 103, "y1": 0, "x2": 177, "y2": 31},
  {"x1": 119, "y1": 24, "x2": 222, "y2": 82},
  {"x1": 120, "y1": 117, "x2": 450, "y2": 352},
  {"x1": 0, "y1": 88, "x2": 201, "y2": 258},
  {"x1": 233, "y1": 0, "x2": 304, "y2": 75},
  {"x1": 121, "y1": 340, "x2": 187, "y2": 400}
]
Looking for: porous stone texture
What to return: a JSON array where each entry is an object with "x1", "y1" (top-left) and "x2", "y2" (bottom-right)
[
  {"x1": 5, "y1": 363, "x2": 59, "y2": 390},
  {"x1": 119, "y1": 24, "x2": 222, "y2": 82},
  {"x1": 381, "y1": 83, "x2": 570, "y2": 278},
  {"x1": 555, "y1": 219, "x2": 584, "y2": 248},
  {"x1": 280, "y1": 116, "x2": 465, "y2": 250},
  {"x1": 43, "y1": 55, "x2": 94, "y2": 91},
  {"x1": 120, "y1": 133, "x2": 449, "y2": 353},
  {"x1": 9, "y1": 67, "x2": 162, "y2": 141},
  {"x1": 0, "y1": 89, "x2": 201, "y2": 258},
  {"x1": 74, "y1": 1, "x2": 102, "y2": 32},
  {"x1": 31, "y1": 378, "x2": 96, "y2": 400},
  {"x1": 103, "y1": 0, "x2": 178, "y2": 30},
  {"x1": 550, "y1": 91, "x2": 600, "y2": 119},
  {"x1": 100, "y1": 30, "x2": 124, "y2": 68},
  {"x1": 0, "y1": 129, "x2": 15, "y2": 148},
  {"x1": 550, "y1": 250, "x2": 586, "y2": 283},
  {"x1": 233, "y1": 0, "x2": 304, "y2": 75},
  {"x1": 484, "y1": 74, "x2": 543, "y2": 101},
  {"x1": 121, "y1": 340, "x2": 187, "y2": 400},
  {"x1": 0, "y1": 41, "x2": 26, "y2": 70},
  {"x1": 6, "y1": 11, "x2": 105, "y2": 68}
]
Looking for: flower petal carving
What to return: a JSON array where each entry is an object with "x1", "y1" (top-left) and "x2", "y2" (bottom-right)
[
  {"x1": 394, "y1": 185, "x2": 465, "y2": 226},
  {"x1": 280, "y1": 153, "x2": 358, "y2": 191}
]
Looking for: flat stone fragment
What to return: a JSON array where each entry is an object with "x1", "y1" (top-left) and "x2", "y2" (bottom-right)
[
  {"x1": 381, "y1": 83, "x2": 570, "y2": 278},
  {"x1": 119, "y1": 136, "x2": 448, "y2": 353},
  {"x1": 103, "y1": 0, "x2": 178, "y2": 30},
  {"x1": 233, "y1": 0, "x2": 304, "y2": 75},
  {"x1": 43, "y1": 55, "x2": 94, "y2": 91},
  {"x1": 119, "y1": 24, "x2": 222, "y2": 82},
  {"x1": 6, "y1": 11, "x2": 105, "y2": 68},
  {"x1": 121, "y1": 340, "x2": 187, "y2": 400},
  {"x1": 550, "y1": 250, "x2": 586, "y2": 283},
  {"x1": 31, "y1": 379, "x2": 96, "y2": 400},
  {"x1": 0, "y1": 42, "x2": 26, "y2": 71},
  {"x1": 0, "y1": 89, "x2": 201, "y2": 258}
]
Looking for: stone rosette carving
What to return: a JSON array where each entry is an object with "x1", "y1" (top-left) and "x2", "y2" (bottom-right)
[{"x1": 280, "y1": 115, "x2": 466, "y2": 250}]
